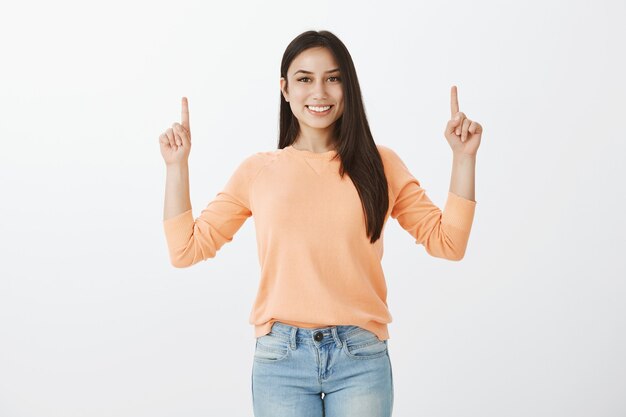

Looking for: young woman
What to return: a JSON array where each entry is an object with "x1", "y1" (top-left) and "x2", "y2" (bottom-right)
[{"x1": 160, "y1": 30, "x2": 481, "y2": 417}]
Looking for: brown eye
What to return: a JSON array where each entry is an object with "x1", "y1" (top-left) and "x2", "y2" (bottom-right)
[{"x1": 297, "y1": 77, "x2": 310, "y2": 82}]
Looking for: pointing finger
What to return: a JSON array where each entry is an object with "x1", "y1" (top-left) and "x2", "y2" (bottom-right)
[
  {"x1": 450, "y1": 85, "x2": 459, "y2": 119},
  {"x1": 181, "y1": 97, "x2": 191, "y2": 134}
]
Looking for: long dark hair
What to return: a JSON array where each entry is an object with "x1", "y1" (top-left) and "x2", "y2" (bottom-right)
[{"x1": 278, "y1": 30, "x2": 389, "y2": 244}]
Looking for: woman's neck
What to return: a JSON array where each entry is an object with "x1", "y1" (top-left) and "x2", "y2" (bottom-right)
[{"x1": 292, "y1": 133, "x2": 337, "y2": 153}]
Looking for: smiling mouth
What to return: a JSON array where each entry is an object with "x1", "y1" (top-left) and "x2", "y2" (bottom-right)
[{"x1": 306, "y1": 105, "x2": 333, "y2": 113}]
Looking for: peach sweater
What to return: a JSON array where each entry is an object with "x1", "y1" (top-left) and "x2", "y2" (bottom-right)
[{"x1": 163, "y1": 144, "x2": 476, "y2": 340}]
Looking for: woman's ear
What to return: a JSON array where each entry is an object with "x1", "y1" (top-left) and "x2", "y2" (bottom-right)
[{"x1": 280, "y1": 77, "x2": 289, "y2": 102}]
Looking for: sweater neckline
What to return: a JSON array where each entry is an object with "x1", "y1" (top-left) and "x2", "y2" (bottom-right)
[{"x1": 284, "y1": 145, "x2": 338, "y2": 160}]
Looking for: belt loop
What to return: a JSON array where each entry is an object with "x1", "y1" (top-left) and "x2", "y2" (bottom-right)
[
  {"x1": 290, "y1": 326, "x2": 297, "y2": 350},
  {"x1": 331, "y1": 326, "x2": 342, "y2": 348}
]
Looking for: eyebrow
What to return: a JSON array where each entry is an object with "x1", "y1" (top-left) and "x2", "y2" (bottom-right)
[{"x1": 292, "y1": 68, "x2": 340, "y2": 76}]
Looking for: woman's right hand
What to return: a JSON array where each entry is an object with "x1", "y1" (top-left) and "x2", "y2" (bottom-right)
[{"x1": 160, "y1": 97, "x2": 192, "y2": 166}]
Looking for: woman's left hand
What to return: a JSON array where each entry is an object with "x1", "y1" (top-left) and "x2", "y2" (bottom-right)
[{"x1": 444, "y1": 85, "x2": 482, "y2": 157}]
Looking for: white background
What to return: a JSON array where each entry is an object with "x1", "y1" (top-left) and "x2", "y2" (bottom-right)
[{"x1": 1, "y1": 0, "x2": 625, "y2": 416}]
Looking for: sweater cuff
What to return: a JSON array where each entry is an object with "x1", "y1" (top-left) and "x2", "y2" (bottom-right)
[
  {"x1": 441, "y1": 192, "x2": 476, "y2": 232},
  {"x1": 163, "y1": 209, "x2": 194, "y2": 248}
]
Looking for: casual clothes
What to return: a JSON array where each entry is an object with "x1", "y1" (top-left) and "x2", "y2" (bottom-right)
[{"x1": 162, "y1": 144, "x2": 477, "y2": 341}]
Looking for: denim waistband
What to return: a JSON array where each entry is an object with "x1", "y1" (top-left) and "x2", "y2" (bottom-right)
[{"x1": 268, "y1": 321, "x2": 370, "y2": 349}]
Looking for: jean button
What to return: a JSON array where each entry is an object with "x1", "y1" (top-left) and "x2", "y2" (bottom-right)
[{"x1": 314, "y1": 331, "x2": 324, "y2": 341}]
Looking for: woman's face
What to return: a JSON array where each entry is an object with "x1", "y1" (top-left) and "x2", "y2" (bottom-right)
[{"x1": 280, "y1": 47, "x2": 344, "y2": 136}]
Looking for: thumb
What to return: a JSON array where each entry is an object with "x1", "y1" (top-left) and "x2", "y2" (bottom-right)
[
  {"x1": 175, "y1": 124, "x2": 191, "y2": 148},
  {"x1": 446, "y1": 114, "x2": 462, "y2": 135}
]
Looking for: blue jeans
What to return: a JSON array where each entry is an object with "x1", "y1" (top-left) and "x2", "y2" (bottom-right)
[{"x1": 251, "y1": 321, "x2": 394, "y2": 417}]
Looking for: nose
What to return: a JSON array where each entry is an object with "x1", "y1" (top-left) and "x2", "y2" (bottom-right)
[{"x1": 311, "y1": 78, "x2": 328, "y2": 99}]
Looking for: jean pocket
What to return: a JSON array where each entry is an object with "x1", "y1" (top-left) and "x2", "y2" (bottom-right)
[
  {"x1": 342, "y1": 328, "x2": 388, "y2": 360},
  {"x1": 254, "y1": 332, "x2": 291, "y2": 363}
]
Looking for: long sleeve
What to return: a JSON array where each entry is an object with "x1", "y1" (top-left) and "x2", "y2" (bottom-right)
[
  {"x1": 162, "y1": 153, "x2": 262, "y2": 268},
  {"x1": 378, "y1": 145, "x2": 477, "y2": 261}
]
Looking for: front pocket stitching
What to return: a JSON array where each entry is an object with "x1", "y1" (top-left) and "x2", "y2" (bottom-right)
[
  {"x1": 254, "y1": 337, "x2": 291, "y2": 363},
  {"x1": 343, "y1": 327, "x2": 368, "y2": 338},
  {"x1": 256, "y1": 343, "x2": 288, "y2": 354},
  {"x1": 254, "y1": 346, "x2": 290, "y2": 363},
  {"x1": 258, "y1": 332, "x2": 291, "y2": 342},
  {"x1": 342, "y1": 339, "x2": 388, "y2": 360},
  {"x1": 347, "y1": 337, "x2": 385, "y2": 350}
]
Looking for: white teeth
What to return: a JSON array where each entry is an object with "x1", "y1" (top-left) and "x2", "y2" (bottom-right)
[{"x1": 308, "y1": 105, "x2": 331, "y2": 112}]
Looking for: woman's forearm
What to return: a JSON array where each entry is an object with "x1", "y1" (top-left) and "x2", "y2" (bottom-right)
[
  {"x1": 449, "y1": 153, "x2": 476, "y2": 202},
  {"x1": 164, "y1": 163, "x2": 192, "y2": 221}
]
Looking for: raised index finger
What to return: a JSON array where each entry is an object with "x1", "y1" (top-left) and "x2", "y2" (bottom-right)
[
  {"x1": 450, "y1": 85, "x2": 459, "y2": 118},
  {"x1": 181, "y1": 96, "x2": 190, "y2": 132}
]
